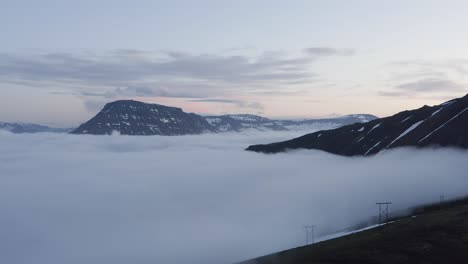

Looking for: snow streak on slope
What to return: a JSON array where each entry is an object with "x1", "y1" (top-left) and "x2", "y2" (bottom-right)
[
  {"x1": 365, "y1": 141, "x2": 381, "y2": 155},
  {"x1": 315, "y1": 223, "x2": 388, "y2": 243},
  {"x1": 387, "y1": 120, "x2": 425, "y2": 148},
  {"x1": 366, "y1": 123, "x2": 381, "y2": 135},
  {"x1": 419, "y1": 106, "x2": 468, "y2": 143}
]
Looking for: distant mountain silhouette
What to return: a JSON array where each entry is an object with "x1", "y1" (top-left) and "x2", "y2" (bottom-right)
[{"x1": 0, "y1": 122, "x2": 72, "y2": 134}]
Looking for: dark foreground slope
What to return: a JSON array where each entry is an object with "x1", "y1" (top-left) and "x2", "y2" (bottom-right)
[
  {"x1": 241, "y1": 197, "x2": 468, "y2": 264},
  {"x1": 247, "y1": 94, "x2": 468, "y2": 155}
]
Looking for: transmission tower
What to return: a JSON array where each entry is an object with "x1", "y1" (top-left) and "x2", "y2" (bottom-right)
[
  {"x1": 376, "y1": 202, "x2": 392, "y2": 224},
  {"x1": 304, "y1": 225, "x2": 316, "y2": 245}
]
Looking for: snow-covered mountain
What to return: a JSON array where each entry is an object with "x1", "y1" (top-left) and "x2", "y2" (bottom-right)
[
  {"x1": 205, "y1": 114, "x2": 377, "y2": 132},
  {"x1": 274, "y1": 114, "x2": 376, "y2": 131},
  {"x1": 204, "y1": 114, "x2": 286, "y2": 132},
  {"x1": 0, "y1": 122, "x2": 72, "y2": 134},
  {"x1": 246, "y1": 94, "x2": 468, "y2": 155},
  {"x1": 71, "y1": 100, "x2": 378, "y2": 136}
]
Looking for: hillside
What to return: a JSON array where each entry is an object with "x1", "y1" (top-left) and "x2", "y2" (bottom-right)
[
  {"x1": 241, "y1": 197, "x2": 468, "y2": 264},
  {"x1": 246, "y1": 94, "x2": 468, "y2": 155}
]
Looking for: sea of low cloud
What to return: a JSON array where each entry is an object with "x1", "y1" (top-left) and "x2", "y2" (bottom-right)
[{"x1": 1, "y1": 130, "x2": 467, "y2": 264}]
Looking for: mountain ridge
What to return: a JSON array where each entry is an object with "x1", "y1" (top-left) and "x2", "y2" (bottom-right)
[
  {"x1": 71, "y1": 100, "x2": 378, "y2": 136},
  {"x1": 246, "y1": 94, "x2": 468, "y2": 155},
  {"x1": 0, "y1": 122, "x2": 72, "y2": 134}
]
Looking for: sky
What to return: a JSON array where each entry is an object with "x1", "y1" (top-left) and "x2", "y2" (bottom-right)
[
  {"x1": 1, "y1": 130, "x2": 468, "y2": 264},
  {"x1": 1, "y1": 0, "x2": 468, "y2": 127}
]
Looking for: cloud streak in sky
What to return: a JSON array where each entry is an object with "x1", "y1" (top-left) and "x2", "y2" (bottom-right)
[
  {"x1": 188, "y1": 98, "x2": 264, "y2": 110},
  {"x1": 396, "y1": 78, "x2": 464, "y2": 92},
  {"x1": 0, "y1": 47, "x2": 353, "y2": 99},
  {"x1": 379, "y1": 59, "x2": 468, "y2": 99},
  {"x1": 304, "y1": 47, "x2": 355, "y2": 57},
  {"x1": 0, "y1": 131, "x2": 468, "y2": 264},
  {"x1": 0, "y1": 50, "x2": 310, "y2": 85}
]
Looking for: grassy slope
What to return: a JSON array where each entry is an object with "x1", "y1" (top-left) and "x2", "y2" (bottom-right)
[{"x1": 241, "y1": 197, "x2": 468, "y2": 264}]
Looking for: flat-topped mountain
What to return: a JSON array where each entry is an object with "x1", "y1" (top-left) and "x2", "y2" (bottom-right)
[
  {"x1": 71, "y1": 100, "x2": 216, "y2": 135},
  {"x1": 71, "y1": 100, "x2": 377, "y2": 136},
  {"x1": 246, "y1": 94, "x2": 468, "y2": 155}
]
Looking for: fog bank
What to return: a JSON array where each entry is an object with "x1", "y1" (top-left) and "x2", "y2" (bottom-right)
[{"x1": 0, "y1": 131, "x2": 467, "y2": 264}]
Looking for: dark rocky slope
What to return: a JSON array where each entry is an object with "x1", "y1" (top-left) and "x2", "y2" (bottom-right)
[
  {"x1": 72, "y1": 100, "x2": 216, "y2": 135},
  {"x1": 246, "y1": 94, "x2": 468, "y2": 155}
]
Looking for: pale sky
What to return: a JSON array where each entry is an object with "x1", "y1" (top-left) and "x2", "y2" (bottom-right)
[{"x1": 1, "y1": 0, "x2": 468, "y2": 127}]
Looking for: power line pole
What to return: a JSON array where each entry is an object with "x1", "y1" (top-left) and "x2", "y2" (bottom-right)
[
  {"x1": 376, "y1": 202, "x2": 392, "y2": 224},
  {"x1": 304, "y1": 225, "x2": 316, "y2": 245}
]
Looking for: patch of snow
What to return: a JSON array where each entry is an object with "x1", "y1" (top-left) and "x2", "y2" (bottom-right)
[
  {"x1": 387, "y1": 120, "x2": 425, "y2": 148},
  {"x1": 316, "y1": 223, "x2": 387, "y2": 243},
  {"x1": 317, "y1": 133, "x2": 322, "y2": 138},
  {"x1": 401, "y1": 115, "x2": 412, "y2": 123},
  {"x1": 228, "y1": 115, "x2": 266, "y2": 122},
  {"x1": 431, "y1": 107, "x2": 444, "y2": 117},
  {"x1": 206, "y1": 118, "x2": 222, "y2": 125},
  {"x1": 358, "y1": 127, "x2": 364, "y2": 132},
  {"x1": 366, "y1": 123, "x2": 381, "y2": 135},
  {"x1": 365, "y1": 141, "x2": 381, "y2": 155},
  {"x1": 356, "y1": 136, "x2": 365, "y2": 143}
]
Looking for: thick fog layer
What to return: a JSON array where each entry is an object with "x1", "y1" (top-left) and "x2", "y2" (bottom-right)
[{"x1": 1, "y1": 131, "x2": 467, "y2": 264}]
